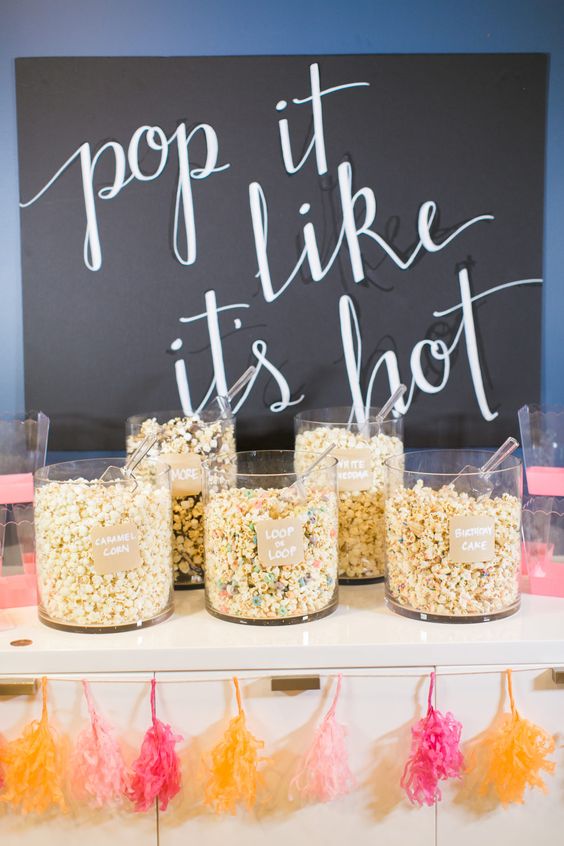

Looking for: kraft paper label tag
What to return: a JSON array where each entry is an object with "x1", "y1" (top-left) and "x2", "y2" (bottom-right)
[
  {"x1": 256, "y1": 517, "x2": 305, "y2": 567},
  {"x1": 91, "y1": 522, "x2": 141, "y2": 575},
  {"x1": 162, "y1": 453, "x2": 202, "y2": 497},
  {"x1": 334, "y1": 448, "x2": 372, "y2": 492},
  {"x1": 449, "y1": 515, "x2": 495, "y2": 563}
]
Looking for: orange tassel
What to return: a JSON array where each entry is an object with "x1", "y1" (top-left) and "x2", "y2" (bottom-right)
[
  {"x1": 0, "y1": 732, "x2": 5, "y2": 791},
  {"x1": 0, "y1": 677, "x2": 67, "y2": 814},
  {"x1": 203, "y1": 677, "x2": 266, "y2": 814},
  {"x1": 466, "y1": 669, "x2": 555, "y2": 805}
]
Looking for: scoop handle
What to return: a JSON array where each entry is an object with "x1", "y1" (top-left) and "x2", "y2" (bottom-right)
[
  {"x1": 375, "y1": 384, "x2": 407, "y2": 425},
  {"x1": 216, "y1": 365, "x2": 256, "y2": 417},
  {"x1": 298, "y1": 442, "x2": 336, "y2": 481},
  {"x1": 124, "y1": 432, "x2": 159, "y2": 475},
  {"x1": 291, "y1": 442, "x2": 336, "y2": 496},
  {"x1": 480, "y1": 436, "x2": 519, "y2": 477}
]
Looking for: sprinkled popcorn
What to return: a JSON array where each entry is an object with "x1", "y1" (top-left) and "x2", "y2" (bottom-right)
[
  {"x1": 35, "y1": 476, "x2": 173, "y2": 630},
  {"x1": 204, "y1": 487, "x2": 339, "y2": 623},
  {"x1": 385, "y1": 481, "x2": 521, "y2": 619},
  {"x1": 295, "y1": 427, "x2": 403, "y2": 581},
  {"x1": 127, "y1": 413, "x2": 235, "y2": 586}
]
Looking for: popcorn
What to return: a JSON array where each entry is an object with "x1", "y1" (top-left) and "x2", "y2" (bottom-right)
[
  {"x1": 295, "y1": 427, "x2": 403, "y2": 581},
  {"x1": 385, "y1": 481, "x2": 521, "y2": 619},
  {"x1": 127, "y1": 414, "x2": 236, "y2": 586},
  {"x1": 35, "y1": 475, "x2": 173, "y2": 630},
  {"x1": 204, "y1": 486, "x2": 338, "y2": 622}
]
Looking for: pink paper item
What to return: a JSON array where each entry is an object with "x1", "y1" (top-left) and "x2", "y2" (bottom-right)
[
  {"x1": 522, "y1": 542, "x2": 564, "y2": 597},
  {"x1": 0, "y1": 473, "x2": 34, "y2": 505},
  {"x1": 525, "y1": 466, "x2": 564, "y2": 497},
  {"x1": 0, "y1": 573, "x2": 37, "y2": 609},
  {"x1": 522, "y1": 497, "x2": 564, "y2": 597}
]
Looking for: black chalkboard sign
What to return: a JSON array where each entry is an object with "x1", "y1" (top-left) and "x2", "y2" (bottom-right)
[{"x1": 15, "y1": 55, "x2": 546, "y2": 450}]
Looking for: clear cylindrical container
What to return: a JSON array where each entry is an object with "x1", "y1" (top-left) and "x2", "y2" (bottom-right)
[
  {"x1": 295, "y1": 407, "x2": 404, "y2": 583},
  {"x1": 126, "y1": 409, "x2": 236, "y2": 588},
  {"x1": 34, "y1": 458, "x2": 173, "y2": 633},
  {"x1": 202, "y1": 450, "x2": 339, "y2": 625},
  {"x1": 384, "y1": 449, "x2": 522, "y2": 623}
]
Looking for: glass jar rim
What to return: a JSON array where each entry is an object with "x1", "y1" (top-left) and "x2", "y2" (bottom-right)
[
  {"x1": 203, "y1": 448, "x2": 338, "y2": 479},
  {"x1": 294, "y1": 405, "x2": 403, "y2": 427},
  {"x1": 127, "y1": 408, "x2": 233, "y2": 426},
  {"x1": 34, "y1": 456, "x2": 170, "y2": 484},
  {"x1": 385, "y1": 448, "x2": 521, "y2": 477}
]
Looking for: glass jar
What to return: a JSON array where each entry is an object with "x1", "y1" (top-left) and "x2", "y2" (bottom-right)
[
  {"x1": 202, "y1": 450, "x2": 339, "y2": 625},
  {"x1": 126, "y1": 409, "x2": 236, "y2": 588},
  {"x1": 295, "y1": 407, "x2": 404, "y2": 583},
  {"x1": 384, "y1": 449, "x2": 522, "y2": 623},
  {"x1": 34, "y1": 458, "x2": 173, "y2": 632}
]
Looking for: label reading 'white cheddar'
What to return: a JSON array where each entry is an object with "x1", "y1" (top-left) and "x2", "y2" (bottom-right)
[
  {"x1": 449, "y1": 515, "x2": 495, "y2": 563},
  {"x1": 334, "y1": 447, "x2": 372, "y2": 492},
  {"x1": 91, "y1": 522, "x2": 141, "y2": 575},
  {"x1": 256, "y1": 517, "x2": 305, "y2": 567},
  {"x1": 162, "y1": 453, "x2": 202, "y2": 497}
]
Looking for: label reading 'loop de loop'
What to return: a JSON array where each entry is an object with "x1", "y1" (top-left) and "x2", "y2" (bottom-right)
[
  {"x1": 334, "y1": 447, "x2": 372, "y2": 492},
  {"x1": 91, "y1": 521, "x2": 141, "y2": 575},
  {"x1": 256, "y1": 517, "x2": 305, "y2": 567},
  {"x1": 449, "y1": 515, "x2": 496, "y2": 563},
  {"x1": 162, "y1": 453, "x2": 202, "y2": 497}
]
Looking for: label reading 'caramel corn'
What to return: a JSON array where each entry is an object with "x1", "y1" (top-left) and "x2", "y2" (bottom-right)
[
  {"x1": 449, "y1": 515, "x2": 495, "y2": 563},
  {"x1": 256, "y1": 517, "x2": 305, "y2": 567},
  {"x1": 91, "y1": 522, "x2": 142, "y2": 575},
  {"x1": 334, "y1": 447, "x2": 372, "y2": 492},
  {"x1": 162, "y1": 453, "x2": 202, "y2": 497}
]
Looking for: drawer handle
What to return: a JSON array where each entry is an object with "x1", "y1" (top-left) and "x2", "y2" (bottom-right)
[
  {"x1": 271, "y1": 676, "x2": 320, "y2": 693},
  {"x1": 552, "y1": 668, "x2": 564, "y2": 685},
  {"x1": 0, "y1": 678, "x2": 38, "y2": 697}
]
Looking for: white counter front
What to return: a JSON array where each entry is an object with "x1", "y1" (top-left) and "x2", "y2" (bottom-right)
[{"x1": 1, "y1": 585, "x2": 564, "y2": 674}]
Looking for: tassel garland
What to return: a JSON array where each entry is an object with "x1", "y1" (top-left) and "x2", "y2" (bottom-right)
[
  {"x1": 0, "y1": 677, "x2": 67, "y2": 815},
  {"x1": 467, "y1": 669, "x2": 555, "y2": 805},
  {"x1": 204, "y1": 676, "x2": 266, "y2": 814},
  {"x1": 72, "y1": 680, "x2": 128, "y2": 808},
  {"x1": 290, "y1": 674, "x2": 355, "y2": 803},
  {"x1": 127, "y1": 678, "x2": 183, "y2": 812},
  {"x1": 0, "y1": 670, "x2": 558, "y2": 814}
]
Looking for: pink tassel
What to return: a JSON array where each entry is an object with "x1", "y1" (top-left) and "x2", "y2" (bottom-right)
[
  {"x1": 127, "y1": 679, "x2": 183, "y2": 812},
  {"x1": 401, "y1": 672, "x2": 464, "y2": 806},
  {"x1": 72, "y1": 681, "x2": 128, "y2": 808},
  {"x1": 290, "y1": 674, "x2": 355, "y2": 803}
]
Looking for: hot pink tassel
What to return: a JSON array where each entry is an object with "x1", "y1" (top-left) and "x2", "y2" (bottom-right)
[
  {"x1": 401, "y1": 672, "x2": 464, "y2": 806},
  {"x1": 72, "y1": 681, "x2": 128, "y2": 808},
  {"x1": 290, "y1": 674, "x2": 355, "y2": 803},
  {"x1": 126, "y1": 679, "x2": 183, "y2": 812}
]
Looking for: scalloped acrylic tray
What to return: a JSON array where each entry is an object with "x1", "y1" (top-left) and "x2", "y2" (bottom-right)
[{"x1": 522, "y1": 496, "x2": 564, "y2": 596}]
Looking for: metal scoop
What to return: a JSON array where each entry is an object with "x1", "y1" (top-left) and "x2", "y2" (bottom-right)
[
  {"x1": 452, "y1": 437, "x2": 519, "y2": 497},
  {"x1": 100, "y1": 432, "x2": 160, "y2": 484},
  {"x1": 215, "y1": 366, "x2": 256, "y2": 418}
]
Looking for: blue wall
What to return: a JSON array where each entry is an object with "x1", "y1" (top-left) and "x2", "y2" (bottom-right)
[{"x1": 1, "y1": 0, "x2": 563, "y2": 414}]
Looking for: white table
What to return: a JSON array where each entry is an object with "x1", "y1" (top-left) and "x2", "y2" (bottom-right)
[{"x1": 1, "y1": 585, "x2": 563, "y2": 845}]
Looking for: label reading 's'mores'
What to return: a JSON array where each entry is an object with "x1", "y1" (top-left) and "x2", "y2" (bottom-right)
[{"x1": 162, "y1": 453, "x2": 202, "y2": 497}]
